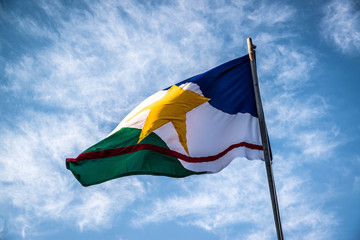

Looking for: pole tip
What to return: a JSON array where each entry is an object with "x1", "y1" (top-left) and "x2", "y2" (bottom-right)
[{"x1": 247, "y1": 38, "x2": 255, "y2": 61}]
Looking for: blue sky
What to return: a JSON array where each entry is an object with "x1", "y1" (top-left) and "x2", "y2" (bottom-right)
[{"x1": 1, "y1": 0, "x2": 360, "y2": 239}]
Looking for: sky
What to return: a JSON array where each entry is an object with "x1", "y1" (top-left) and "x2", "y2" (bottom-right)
[{"x1": 0, "y1": 0, "x2": 360, "y2": 239}]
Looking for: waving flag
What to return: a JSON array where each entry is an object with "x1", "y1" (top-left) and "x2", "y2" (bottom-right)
[{"x1": 66, "y1": 54, "x2": 264, "y2": 186}]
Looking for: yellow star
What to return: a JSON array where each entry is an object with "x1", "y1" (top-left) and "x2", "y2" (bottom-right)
[{"x1": 127, "y1": 85, "x2": 210, "y2": 155}]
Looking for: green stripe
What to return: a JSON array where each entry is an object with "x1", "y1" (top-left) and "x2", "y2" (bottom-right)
[
  {"x1": 66, "y1": 128, "x2": 203, "y2": 186},
  {"x1": 83, "y1": 127, "x2": 165, "y2": 153}
]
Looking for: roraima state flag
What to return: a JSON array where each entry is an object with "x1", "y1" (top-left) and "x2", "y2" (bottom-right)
[{"x1": 66, "y1": 54, "x2": 264, "y2": 186}]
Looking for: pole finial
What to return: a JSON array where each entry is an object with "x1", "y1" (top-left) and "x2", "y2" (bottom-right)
[{"x1": 247, "y1": 38, "x2": 255, "y2": 61}]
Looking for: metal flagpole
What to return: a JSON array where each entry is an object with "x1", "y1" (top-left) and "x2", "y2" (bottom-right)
[{"x1": 247, "y1": 37, "x2": 284, "y2": 240}]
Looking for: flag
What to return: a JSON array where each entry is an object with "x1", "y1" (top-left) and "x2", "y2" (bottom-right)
[{"x1": 66, "y1": 54, "x2": 264, "y2": 186}]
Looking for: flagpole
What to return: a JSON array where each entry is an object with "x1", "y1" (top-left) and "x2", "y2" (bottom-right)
[{"x1": 247, "y1": 37, "x2": 284, "y2": 240}]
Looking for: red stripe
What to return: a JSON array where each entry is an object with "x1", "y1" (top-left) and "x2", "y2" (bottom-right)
[{"x1": 66, "y1": 142, "x2": 263, "y2": 163}]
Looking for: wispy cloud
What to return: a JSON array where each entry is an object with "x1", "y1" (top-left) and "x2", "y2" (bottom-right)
[
  {"x1": 265, "y1": 92, "x2": 340, "y2": 159},
  {"x1": 0, "y1": 219, "x2": 4, "y2": 240},
  {"x1": 354, "y1": 176, "x2": 360, "y2": 192},
  {"x1": 321, "y1": 0, "x2": 360, "y2": 54},
  {"x1": 0, "y1": 112, "x2": 146, "y2": 236},
  {"x1": 132, "y1": 160, "x2": 271, "y2": 230},
  {"x1": 133, "y1": 155, "x2": 338, "y2": 239},
  {"x1": 257, "y1": 41, "x2": 316, "y2": 90},
  {"x1": 247, "y1": 3, "x2": 296, "y2": 26},
  {"x1": 255, "y1": 38, "x2": 339, "y2": 160}
]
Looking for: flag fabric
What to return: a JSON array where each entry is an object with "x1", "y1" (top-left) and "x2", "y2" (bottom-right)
[{"x1": 66, "y1": 54, "x2": 264, "y2": 186}]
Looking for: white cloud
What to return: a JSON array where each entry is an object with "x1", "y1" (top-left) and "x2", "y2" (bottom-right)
[
  {"x1": 266, "y1": 93, "x2": 326, "y2": 136},
  {"x1": 353, "y1": 156, "x2": 360, "y2": 191},
  {"x1": 4, "y1": 0, "x2": 299, "y2": 114},
  {"x1": 74, "y1": 179, "x2": 146, "y2": 231},
  {"x1": 265, "y1": 92, "x2": 339, "y2": 159},
  {"x1": 5, "y1": 0, "x2": 236, "y2": 123},
  {"x1": 257, "y1": 43, "x2": 316, "y2": 90},
  {"x1": 0, "y1": 219, "x2": 3, "y2": 240},
  {"x1": 296, "y1": 129, "x2": 340, "y2": 158},
  {"x1": 248, "y1": 3, "x2": 295, "y2": 26},
  {"x1": 0, "y1": 112, "x2": 145, "y2": 235},
  {"x1": 253, "y1": 37, "x2": 340, "y2": 161},
  {"x1": 132, "y1": 156, "x2": 338, "y2": 239},
  {"x1": 132, "y1": 160, "x2": 271, "y2": 232},
  {"x1": 321, "y1": 0, "x2": 360, "y2": 53},
  {"x1": 354, "y1": 176, "x2": 360, "y2": 191}
]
